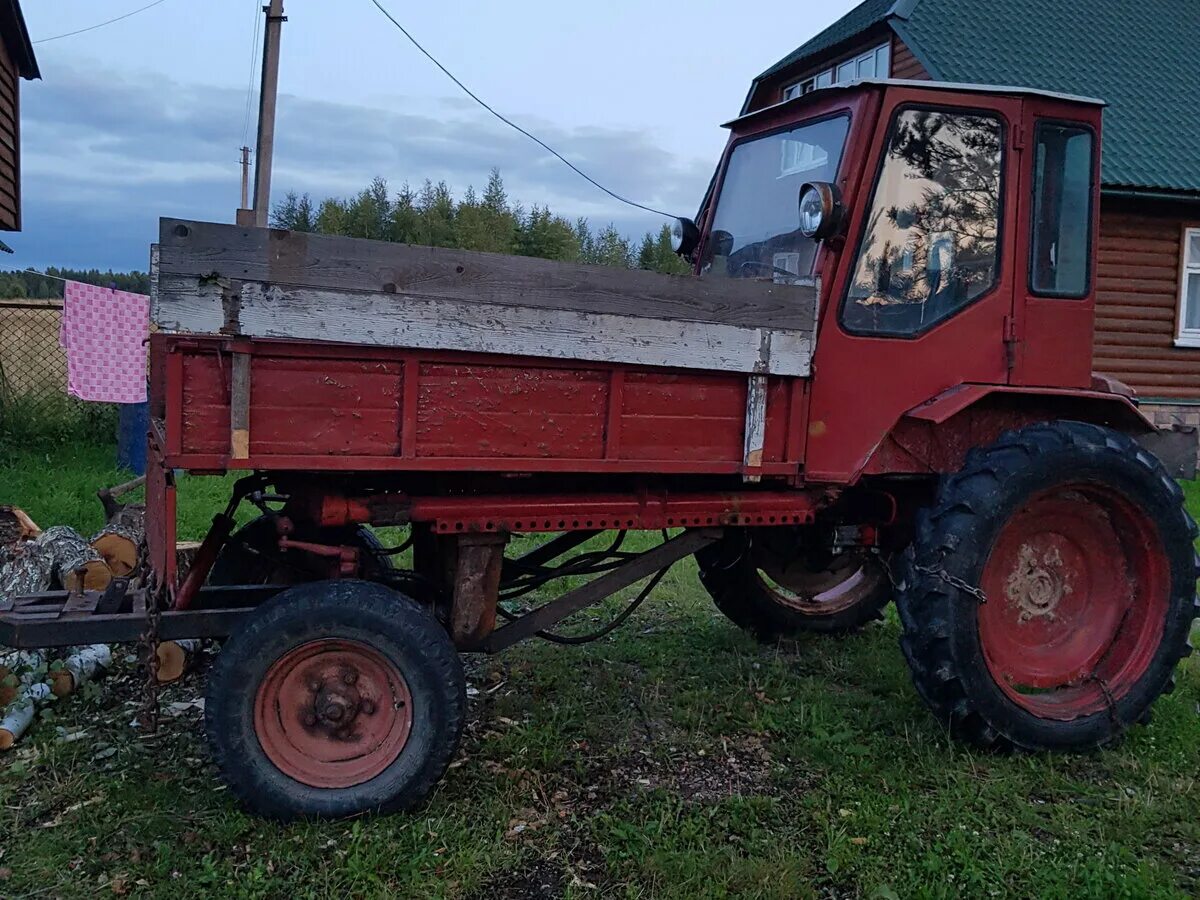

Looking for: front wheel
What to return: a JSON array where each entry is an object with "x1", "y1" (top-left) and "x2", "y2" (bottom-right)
[
  {"x1": 898, "y1": 421, "x2": 1199, "y2": 752},
  {"x1": 205, "y1": 580, "x2": 464, "y2": 820}
]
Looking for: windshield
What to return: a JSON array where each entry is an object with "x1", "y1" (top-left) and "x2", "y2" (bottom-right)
[{"x1": 701, "y1": 116, "x2": 850, "y2": 282}]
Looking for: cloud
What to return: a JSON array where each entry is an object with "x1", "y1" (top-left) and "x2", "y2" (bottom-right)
[{"x1": 9, "y1": 64, "x2": 712, "y2": 270}]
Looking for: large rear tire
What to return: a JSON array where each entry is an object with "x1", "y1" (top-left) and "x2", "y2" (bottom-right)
[
  {"x1": 205, "y1": 580, "x2": 464, "y2": 820},
  {"x1": 897, "y1": 421, "x2": 1199, "y2": 751}
]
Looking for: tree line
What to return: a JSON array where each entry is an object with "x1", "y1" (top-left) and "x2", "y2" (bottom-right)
[
  {"x1": 270, "y1": 169, "x2": 689, "y2": 275},
  {"x1": 0, "y1": 268, "x2": 151, "y2": 300}
]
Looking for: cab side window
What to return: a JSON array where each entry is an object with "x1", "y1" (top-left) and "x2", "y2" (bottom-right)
[
  {"x1": 842, "y1": 108, "x2": 1005, "y2": 336},
  {"x1": 1030, "y1": 123, "x2": 1094, "y2": 297}
]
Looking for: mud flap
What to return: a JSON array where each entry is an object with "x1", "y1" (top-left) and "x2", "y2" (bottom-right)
[{"x1": 1137, "y1": 424, "x2": 1198, "y2": 481}]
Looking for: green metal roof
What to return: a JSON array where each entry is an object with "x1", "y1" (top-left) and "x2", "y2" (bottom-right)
[
  {"x1": 757, "y1": 0, "x2": 1200, "y2": 196},
  {"x1": 757, "y1": 0, "x2": 897, "y2": 81}
]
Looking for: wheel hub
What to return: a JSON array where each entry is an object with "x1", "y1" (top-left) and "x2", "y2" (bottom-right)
[
  {"x1": 254, "y1": 640, "x2": 413, "y2": 788},
  {"x1": 1006, "y1": 543, "x2": 1072, "y2": 622}
]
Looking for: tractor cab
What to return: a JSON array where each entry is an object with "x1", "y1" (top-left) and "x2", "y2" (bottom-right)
[{"x1": 676, "y1": 79, "x2": 1106, "y2": 481}]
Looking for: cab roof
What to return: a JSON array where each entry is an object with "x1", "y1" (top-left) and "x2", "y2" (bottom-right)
[{"x1": 723, "y1": 78, "x2": 1105, "y2": 129}]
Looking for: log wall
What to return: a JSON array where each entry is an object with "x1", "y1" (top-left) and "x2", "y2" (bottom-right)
[
  {"x1": 0, "y1": 36, "x2": 19, "y2": 231},
  {"x1": 1092, "y1": 200, "x2": 1200, "y2": 402},
  {"x1": 890, "y1": 34, "x2": 930, "y2": 80}
]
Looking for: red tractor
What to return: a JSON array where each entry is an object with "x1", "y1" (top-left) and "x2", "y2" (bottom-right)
[{"x1": 3, "y1": 79, "x2": 1196, "y2": 820}]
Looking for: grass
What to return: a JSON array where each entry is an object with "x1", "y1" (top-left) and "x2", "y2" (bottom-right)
[{"x1": 1, "y1": 443, "x2": 1199, "y2": 897}]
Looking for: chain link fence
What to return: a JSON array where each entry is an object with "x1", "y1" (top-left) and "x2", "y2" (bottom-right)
[{"x1": 0, "y1": 298, "x2": 71, "y2": 402}]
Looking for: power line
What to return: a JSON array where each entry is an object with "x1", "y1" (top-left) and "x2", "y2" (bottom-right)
[
  {"x1": 366, "y1": 0, "x2": 677, "y2": 221},
  {"x1": 241, "y1": 0, "x2": 264, "y2": 146},
  {"x1": 33, "y1": 0, "x2": 173, "y2": 44}
]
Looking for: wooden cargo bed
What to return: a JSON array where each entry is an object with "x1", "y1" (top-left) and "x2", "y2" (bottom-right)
[{"x1": 150, "y1": 220, "x2": 817, "y2": 477}]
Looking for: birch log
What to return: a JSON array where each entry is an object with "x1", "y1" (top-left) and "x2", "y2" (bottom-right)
[
  {"x1": 37, "y1": 526, "x2": 113, "y2": 593},
  {"x1": 0, "y1": 681, "x2": 52, "y2": 750},
  {"x1": 0, "y1": 651, "x2": 47, "y2": 706},
  {"x1": 49, "y1": 645, "x2": 113, "y2": 697},
  {"x1": 0, "y1": 540, "x2": 54, "y2": 602}
]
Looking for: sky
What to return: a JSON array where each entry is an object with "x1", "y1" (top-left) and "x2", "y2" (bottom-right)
[{"x1": 12, "y1": 0, "x2": 858, "y2": 271}]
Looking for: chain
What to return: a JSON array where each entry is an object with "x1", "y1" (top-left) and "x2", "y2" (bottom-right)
[
  {"x1": 137, "y1": 579, "x2": 163, "y2": 733},
  {"x1": 1087, "y1": 673, "x2": 1123, "y2": 732},
  {"x1": 913, "y1": 561, "x2": 989, "y2": 603}
]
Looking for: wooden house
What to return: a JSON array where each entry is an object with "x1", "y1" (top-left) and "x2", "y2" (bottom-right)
[
  {"x1": 0, "y1": 0, "x2": 38, "y2": 235},
  {"x1": 745, "y1": 0, "x2": 1200, "y2": 426}
]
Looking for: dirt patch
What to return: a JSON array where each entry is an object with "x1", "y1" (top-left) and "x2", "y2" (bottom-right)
[
  {"x1": 572, "y1": 733, "x2": 786, "y2": 807},
  {"x1": 468, "y1": 860, "x2": 566, "y2": 900}
]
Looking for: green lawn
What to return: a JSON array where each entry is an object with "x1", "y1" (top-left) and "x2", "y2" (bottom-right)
[{"x1": 1, "y1": 443, "x2": 1199, "y2": 898}]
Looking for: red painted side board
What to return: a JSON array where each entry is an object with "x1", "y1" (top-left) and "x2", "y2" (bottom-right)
[{"x1": 157, "y1": 334, "x2": 805, "y2": 477}]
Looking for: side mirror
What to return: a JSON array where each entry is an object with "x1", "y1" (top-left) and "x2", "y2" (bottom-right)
[
  {"x1": 670, "y1": 217, "x2": 701, "y2": 258},
  {"x1": 798, "y1": 182, "x2": 845, "y2": 241}
]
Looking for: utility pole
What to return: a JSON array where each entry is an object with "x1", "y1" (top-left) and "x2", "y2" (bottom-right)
[
  {"x1": 239, "y1": 146, "x2": 251, "y2": 210},
  {"x1": 251, "y1": 0, "x2": 285, "y2": 227}
]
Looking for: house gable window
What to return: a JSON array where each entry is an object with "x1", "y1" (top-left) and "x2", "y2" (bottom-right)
[
  {"x1": 1177, "y1": 229, "x2": 1200, "y2": 347},
  {"x1": 783, "y1": 43, "x2": 891, "y2": 101}
]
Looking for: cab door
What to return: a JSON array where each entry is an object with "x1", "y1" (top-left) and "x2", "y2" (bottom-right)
[
  {"x1": 1008, "y1": 100, "x2": 1103, "y2": 388},
  {"x1": 805, "y1": 87, "x2": 1023, "y2": 483}
]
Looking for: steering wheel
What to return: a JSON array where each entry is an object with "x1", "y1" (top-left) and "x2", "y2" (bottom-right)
[{"x1": 737, "y1": 260, "x2": 804, "y2": 281}]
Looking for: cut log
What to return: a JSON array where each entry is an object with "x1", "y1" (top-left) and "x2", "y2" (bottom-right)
[
  {"x1": 0, "y1": 540, "x2": 54, "y2": 602},
  {"x1": 37, "y1": 525, "x2": 113, "y2": 593},
  {"x1": 91, "y1": 523, "x2": 144, "y2": 578},
  {"x1": 0, "y1": 506, "x2": 41, "y2": 546},
  {"x1": 49, "y1": 645, "x2": 112, "y2": 697},
  {"x1": 176, "y1": 541, "x2": 203, "y2": 581},
  {"x1": 0, "y1": 681, "x2": 52, "y2": 750},
  {"x1": 155, "y1": 639, "x2": 200, "y2": 684}
]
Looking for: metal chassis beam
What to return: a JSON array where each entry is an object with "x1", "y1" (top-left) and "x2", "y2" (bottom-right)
[
  {"x1": 0, "y1": 585, "x2": 283, "y2": 649},
  {"x1": 478, "y1": 527, "x2": 723, "y2": 653}
]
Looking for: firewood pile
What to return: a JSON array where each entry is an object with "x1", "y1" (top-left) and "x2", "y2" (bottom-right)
[{"x1": 0, "y1": 479, "x2": 202, "y2": 751}]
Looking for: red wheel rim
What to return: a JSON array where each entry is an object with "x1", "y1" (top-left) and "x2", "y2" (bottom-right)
[
  {"x1": 978, "y1": 485, "x2": 1170, "y2": 721},
  {"x1": 254, "y1": 639, "x2": 413, "y2": 788},
  {"x1": 755, "y1": 551, "x2": 887, "y2": 616}
]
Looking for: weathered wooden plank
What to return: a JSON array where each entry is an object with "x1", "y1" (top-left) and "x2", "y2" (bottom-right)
[
  {"x1": 155, "y1": 276, "x2": 813, "y2": 377},
  {"x1": 156, "y1": 219, "x2": 817, "y2": 333},
  {"x1": 742, "y1": 374, "x2": 768, "y2": 480},
  {"x1": 229, "y1": 353, "x2": 251, "y2": 459}
]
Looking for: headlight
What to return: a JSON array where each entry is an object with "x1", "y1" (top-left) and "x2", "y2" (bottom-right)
[
  {"x1": 798, "y1": 187, "x2": 827, "y2": 238},
  {"x1": 671, "y1": 217, "x2": 700, "y2": 258},
  {"x1": 797, "y1": 182, "x2": 844, "y2": 241},
  {"x1": 669, "y1": 219, "x2": 685, "y2": 252}
]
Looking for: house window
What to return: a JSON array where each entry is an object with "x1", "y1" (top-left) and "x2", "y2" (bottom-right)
[
  {"x1": 1178, "y1": 229, "x2": 1200, "y2": 346},
  {"x1": 782, "y1": 43, "x2": 891, "y2": 101}
]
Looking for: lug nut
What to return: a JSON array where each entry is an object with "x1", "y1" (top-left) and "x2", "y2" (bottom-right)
[
  {"x1": 303, "y1": 712, "x2": 317, "y2": 727},
  {"x1": 308, "y1": 679, "x2": 322, "y2": 692},
  {"x1": 342, "y1": 671, "x2": 358, "y2": 686},
  {"x1": 359, "y1": 698, "x2": 376, "y2": 715}
]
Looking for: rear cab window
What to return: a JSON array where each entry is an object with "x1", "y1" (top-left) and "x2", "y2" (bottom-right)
[{"x1": 1029, "y1": 122, "x2": 1095, "y2": 297}]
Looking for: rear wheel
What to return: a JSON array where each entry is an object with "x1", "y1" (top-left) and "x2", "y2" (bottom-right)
[
  {"x1": 898, "y1": 421, "x2": 1199, "y2": 751},
  {"x1": 697, "y1": 532, "x2": 891, "y2": 638},
  {"x1": 205, "y1": 580, "x2": 464, "y2": 820}
]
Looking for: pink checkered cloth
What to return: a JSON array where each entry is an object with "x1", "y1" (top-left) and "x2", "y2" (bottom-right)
[{"x1": 59, "y1": 281, "x2": 150, "y2": 403}]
